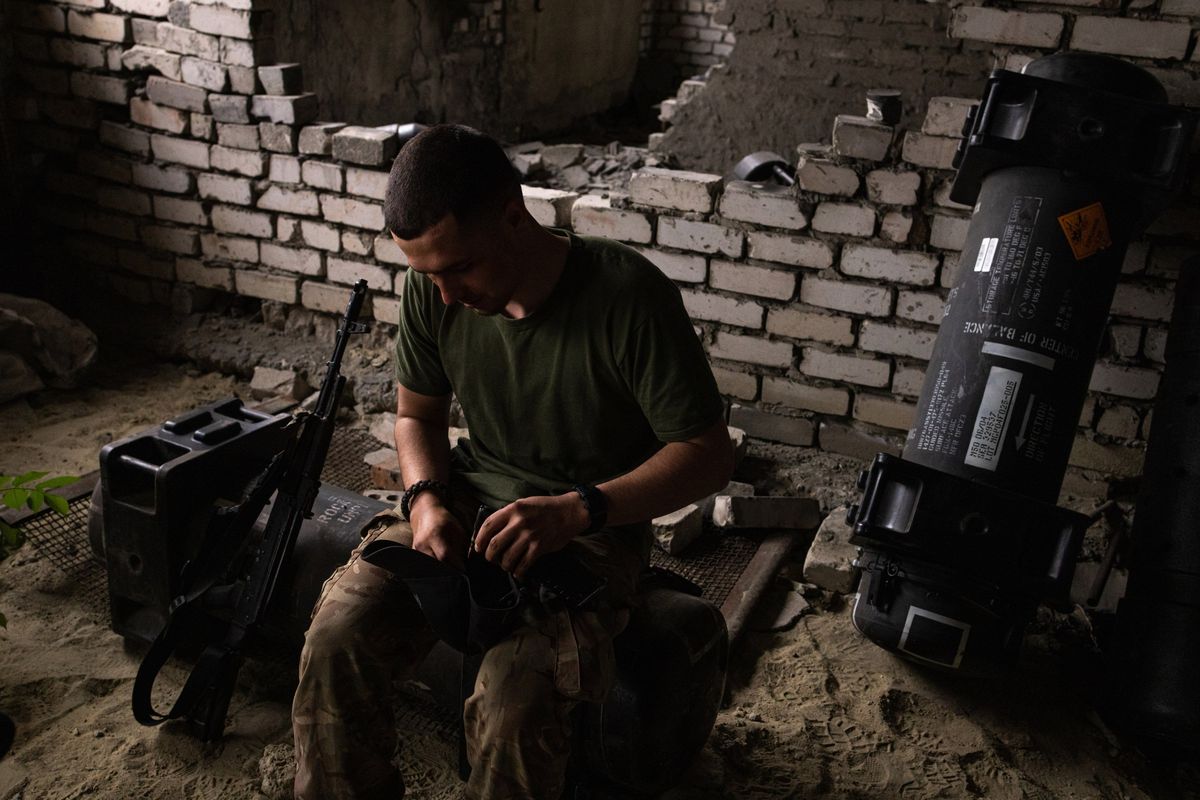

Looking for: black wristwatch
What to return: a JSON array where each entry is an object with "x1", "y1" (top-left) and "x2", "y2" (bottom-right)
[{"x1": 572, "y1": 484, "x2": 608, "y2": 535}]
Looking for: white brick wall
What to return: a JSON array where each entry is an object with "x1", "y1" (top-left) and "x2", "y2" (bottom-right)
[
  {"x1": 629, "y1": 167, "x2": 722, "y2": 213},
  {"x1": 840, "y1": 245, "x2": 939, "y2": 286},
  {"x1": 657, "y1": 217, "x2": 743, "y2": 257},
  {"x1": 710, "y1": 260, "x2": 797, "y2": 301}
]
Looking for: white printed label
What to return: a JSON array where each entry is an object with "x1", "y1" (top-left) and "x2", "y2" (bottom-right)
[
  {"x1": 973, "y1": 237, "x2": 998, "y2": 273},
  {"x1": 964, "y1": 366, "x2": 1022, "y2": 471}
]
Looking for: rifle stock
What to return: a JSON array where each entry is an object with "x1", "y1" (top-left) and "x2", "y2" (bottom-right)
[{"x1": 132, "y1": 280, "x2": 370, "y2": 741}]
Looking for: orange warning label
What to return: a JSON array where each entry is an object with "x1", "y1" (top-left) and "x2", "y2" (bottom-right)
[{"x1": 1058, "y1": 202, "x2": 1112, "y2": 261}]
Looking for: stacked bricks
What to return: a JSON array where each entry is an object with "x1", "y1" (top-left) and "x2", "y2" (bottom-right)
[
  {"x1": 11, "y1": 0, "x2": 1196, "y2": 491},
  {"x1": 639, "y1": 0, "x2": 734, "y2": 85}
]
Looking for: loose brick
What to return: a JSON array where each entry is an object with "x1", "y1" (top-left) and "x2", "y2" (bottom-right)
[
  {"x1": 268, "y1": 154, "x2": 301, "y2": 183},
  {"x1": 901, "y1": 132, "x2": 959, "y2": 170},
  {"x1": 227, "y1": 65, "x2": 259, "y2": 94},
  {"x1": 321, "y1": 195, "x2": 385, "y2": 230},
  {"x1": 570, "y1": 194, "x2": 652, "y2": 243},
  {"x1": 132, "y1": 162, "x2": 192, "y2": 193},
  {"x1": 346, "y1": 167, "x2": 389, "y2": 201},
  {"x1": 879, "y1": 211, "x2": 912, "y2": 244},
  {"x1": 212, "y1": 204, "x2": 272, "y2": 237},
  {"x1": 729, "y1": 404, "x2": 815, "y2": 447},
  {"x1": 922, "y1": 96, "x2": 976, "y2": 138},
  {"x1": 710, "y1": 259, "x2": 796, "y2": 300},
  {"x1": 146, "y1": 75, "x2": 207, "y2": 111},
  {"x1": 260, "y1": 242, "x2": 323, "y2": 276},
  {"x1": 342, "y1": 230, "x2": 373, "y2": 256},
  {"x1": 831, "y1": 115, "x2": 894, "y2": 161},
  {"x1": 865, "y1": 170, "x2": 920, "y2": 206},
  {"x1": 250, "y1": 94, "x2": 318, "y2": 125},
  {"x1": 70, "y1": 72, "x2": 131, "y2": 104},
  {"x1": 652, "y1": 504, "x2": 705, "y2": 556},
  {"x1": 302, "y1": 220, "x2": 342, "y2": 252},
  {"x1": 720, "y1": 182, "x2": 807, "y2": 230},
  {"x1": 1068, "y1": 435, "x2": 1144, "y2": 477},
  {"x1": 800, "y1": 275, "x2": 892, "y2": 316},
  {"x1": 801, "y1": 347, "x2": 891, "y2": 387},
  {"x1": 895, "y1": 289, "x2": 945, "y2": 325},
  {"x1": 259, "y1": 122, "x2": 296, "y2": 153},
  {"x1": 132, "y1": 17, "x2": 160, "y2": 44},
  {"x1": 891, "y1": 365, "x2": 926, "y2": 397},
  {"x1": 67, "y1": 10, "x2": 131, "y2": 42},
  {"x1": 156, "y1": 22, "x2": 220, "y2": 60},
  {"x1": 216, "y1": 122, "x2": 259, "y2": 149},
  {"x1": 221, "y1": 36, "x2": 274, "y2": 68},
  {"x1": 657, "y1": 217, "x2": 743, "y2": 257},
  {"x1": 186, "y1": 4, "x2": 259, "y2": 39},
  {"x1": 237, "y1": 270, "x2": 298, "y2": 303},
  {"x1": 98, "y1": 186, "x2": 152, "y2": 216},
  {"x1": 632, "y1": 247, "x2": 706, "y2": 283},
  {"x1": 299, "y1": 122, "x2": 347, "y2": 155},
  {"x1": 176, "y1": 257, "x2": 233, "y2": 290},
  {"x1": 713, "y1": 495, "x2": 821, "y2": 529},
  {"x1": 948, "y1": 6, "x2": 1063, "y2": 47},
  {"x1": 628, "y1": 167, "x2": 722, "y2": 213},
  {"x1": 209, "y1": 93, "x2": 251, "y2": 123},
  {"x1": 150, "y1": 134, "x2": 210, "y2": 168},
  {"x1": 181, "y1": 56, "x2": 228, "y2": 91},
  {"x1": 154, "y1": 195, "x2": 207, "y2": 225},
  {"x1": 766, "y1": 308, "x2": 854, "y2": 346},
  {"x1": 712, "y1": 367, "x2": 758, "y2": 400},
  {"x1": 131, "y1": 97, "x2": 188, "y2": 133},
  {"x1": 140, "y1": 224, "x2": 198, "y2": 254},
  {"x1": 680, "y1": 288, "x2": 765, "y2": 329},
  {"x1": 332, "y1": 126, "x2": 399, "y2": 166},
  {"x1": 812, "y1": 202, "x2": 875, "y2": 237},
  {"x1": 1111, "y1": 282, "x2": 1174, "y2": 322},
  {"x1": 818, "y1": 419, "x2": 902, "y2": 460},
  {"x1": 198, "y1": 172, "x2": 253, "y2": 205},
  {"x1": 1071, "y1": 16, "x2": 1191, "y2": 60},
  {"x1": 929, "y1": 213, "x2": 971, "y2": 251},
  {"x1": 1089, "y1": 362, "x2": 1161, "y2": 400},
  {"x1": 250, "y1": 365, "x2": 310, "y2": 401},
  {"x1": 747, "y1": 231, "x2": 835, "y2": 269},
  {"x1": 762, "y1": 377, "x2": 850, "y2": 415},
  {"x1": 803, "y1": 509, "x2": 860, "y2": 593},
  {"x1": 112, "y1": 0, "x2": 170, "y2": 16},
  {"x1": 328, "y1": 256, "x2": 392, "y2": 291},
  {"x1": 302, "y1": 161, "x2": 344, "y2": 192},
  {"x1": 854, "y1": 393, "x2": 917, "y2": 430},
  {"x1": 211, "y1": 144, "x2": 267, "y2": 176},
  {"x1": 841, "y1": 244, "x2": 938, "y2": 285},
  {"x1": 522, "y1": 186, "x2": 578, "y2": 227},
  {"x1": 796, "y1": 156, "x2": 859, "y2": 197},
  {"x1": 710, "y1": 331, "x2": 793, "y2": 367},
  {"x1": 201, "y1": 232, "x2": 258, "y2": 262},
  {"x1": 258, "y1": 185, "x2": 320, "y2": 216},
  {"x1": 259, "y1": 64, "x2": 303, "y2": 95},
  {"x1": 301, "y1": 280, "x2": 373, "y2": 316}
]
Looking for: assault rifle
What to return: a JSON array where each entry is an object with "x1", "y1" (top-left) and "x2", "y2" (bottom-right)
[{"x1": 132, "y1": 279, "x2": 370, "y2": 741}]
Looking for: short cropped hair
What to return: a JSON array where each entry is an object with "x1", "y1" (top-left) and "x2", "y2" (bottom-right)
[{"x1": 384, "y1": 124, "x2": 521, "y2": 239}]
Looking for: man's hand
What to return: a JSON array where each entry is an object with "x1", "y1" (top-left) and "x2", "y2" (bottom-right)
[
  {"x1": 409, "y1": 496, "x2": 469, "y2": 571},
  {"x1": 474, "y1": 493, "x2": 589, "y2": 579}
]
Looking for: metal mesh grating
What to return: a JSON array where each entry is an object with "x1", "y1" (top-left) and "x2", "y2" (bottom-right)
[
  {"x1": 650, "y1": 530, "x2": 761, "y2": 609},
  {"x1": 321, "y1": 426, "x2": 380, "y2": 493},
  {"x1": 19, "y1": 494, "x2": 108, "y2": 610}
]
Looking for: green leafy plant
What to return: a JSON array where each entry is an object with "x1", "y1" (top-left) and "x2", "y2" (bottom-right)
[{"x1": 0, "y1": 472, "x2": 78, "y2": 628}]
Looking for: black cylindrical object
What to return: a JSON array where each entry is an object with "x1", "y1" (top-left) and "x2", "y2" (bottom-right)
[
  {"x1": 1105, "y1": 260, "x2": 1200, "y2": 752},
  {"x1": 848, "y1": 53, "x2": 1195, "y2": 676}
]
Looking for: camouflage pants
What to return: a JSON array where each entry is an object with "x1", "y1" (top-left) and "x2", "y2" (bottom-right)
[{"x1": 292, "y1": 499, "x2": 647, "y2": 800}]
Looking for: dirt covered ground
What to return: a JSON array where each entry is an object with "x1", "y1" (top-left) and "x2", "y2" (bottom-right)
[{"x1": 1, "y1": 310, "x2": 1197, "y2": 799}]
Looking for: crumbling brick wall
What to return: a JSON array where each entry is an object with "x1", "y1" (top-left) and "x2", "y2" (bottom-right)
[
  {"x1": 5, "y1": 0, "x2": 1197, "y2": 493},
  {"x1": 639, "y1": 0, "x2": 734, "y2": 84}
]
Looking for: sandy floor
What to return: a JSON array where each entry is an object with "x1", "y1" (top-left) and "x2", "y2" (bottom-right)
[{"x1": 1, "y1": 343, "x2": 1196, "y2": 799}]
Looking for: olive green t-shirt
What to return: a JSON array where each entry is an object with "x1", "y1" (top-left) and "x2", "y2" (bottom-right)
[{"x1": 393, "y1": 230, "x2": 724, "y2": 514}]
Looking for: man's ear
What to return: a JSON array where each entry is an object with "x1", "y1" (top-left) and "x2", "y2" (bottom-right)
[{"x1": 501, "y1": 194, "x2": 527, "y2": 231}]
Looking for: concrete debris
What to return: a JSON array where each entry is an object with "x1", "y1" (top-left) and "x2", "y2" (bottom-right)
[
  {"x1": 539, "y1": 143, "x2": 584, "y2": 170},
  {"x1": 699, "y1": 480, "x2": 754, "y2": 517},
  {"x1": 802, "y1": 505, "x2": 861, "y2": 594},
  {"x1": 506, "y1": 140, "x2": 656, "y2": 195},
  {"x1": 728, "y1": 425, "x2": 747, "y2": 467},
  {"x1": 749, "y1": 578, "x2": 811, "y2": 632},
  {"x1": 249, "y1": 365, "x2": 310, "y2": 400},
  {"x1": 652, "y1": 503, "x2": 704, "y2": 556},
  {"x1": 363, "y1": 447, "x2": 397, "y2": 467},
  {"x1": 369, "y1": 450, "x2": 403, "y2": 490},
  {"x1": 449, "y1": 426, "x2": 470, "y2": 448},
  {"x1": 712, "y1": 495, "x2": 821, "y2": 530},
  {"x1": 0, "y1": 293, "x2": 98, "y2": 402},
  {"x1": 258, "y1": 743, "x2": 296, "y2": 800},
  {"x1": 369, "y1": 412, "x2": 397, "y2": 446}
]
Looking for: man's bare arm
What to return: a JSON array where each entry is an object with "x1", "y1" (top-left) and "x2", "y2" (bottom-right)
[
  {"x1": 394, "y1": 384, "x2": 467, "y2": 567},
  {"x1": 475, "y1": 416, "x2": 735, "y2": 576}
]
